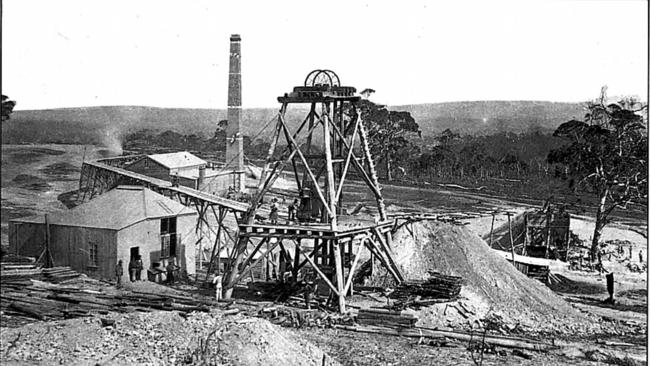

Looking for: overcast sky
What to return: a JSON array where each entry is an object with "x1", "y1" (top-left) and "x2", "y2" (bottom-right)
[{"x1": 2, "y1": 0, "x2": 648, "y2": 110}]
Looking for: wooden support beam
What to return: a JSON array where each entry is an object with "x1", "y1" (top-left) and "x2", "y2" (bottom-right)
[
  {"x1": 365, "y1": 237, "x2": 401, "y2": 284},
  {"x1": 327, "y1": 118, "x2": 382, "y2": 201},
  {"x1": 343, "y1": 240, "x2": 365, "y2": 295},
  {"x1": 257, "y1": 113, "x2": 324, "y2": 206},
  {"x1": 231, "y1": 238, "x2": 282, "y2": 286},
  {"x1": 371, "y1": 228, "x2": 405, "y2": 282},
  {"x1": 238, "y1": 237, "x2": 270, "y2": 276},
  {"x1": 356, "y1": 117, "x2": 388, "y2": 221},
  {"x1": 335, "y1": 112, "x2": 360, "y2": 203},
  {"x1": 301, "y1": 103, "x2": 317, "y2": 189},
  {"x1": 245, "y1": 104, "x2": 286, "y2": 224},
  {"x1": 205, "y1": 207, "x2": 227, "y2": 280},
  {"x1": 277, "y1": 113, "x2": 333, "y2": 218},
  {"x1": 508, "y1": 213, "x2": 517, "y2": 265},
  {"x1": 298, "y1": 237, "x2": 327, "y2": 270},
  {"x1": 293, "y1": 240, "x2": 301, "y2": 282},
  {"x1": 280, "y1": 115, "x2": 305, "y2": 193},
  {"x1": 301, "y1": 248, "x2": 339, "y2": 297},
  {"x1": 322, "y1": 103, "x2": 338, "y2": 229}
]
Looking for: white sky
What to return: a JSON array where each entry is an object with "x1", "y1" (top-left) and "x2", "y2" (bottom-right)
[{"x1": 2, "y1": 0, "x2": 648, "y2": 110}]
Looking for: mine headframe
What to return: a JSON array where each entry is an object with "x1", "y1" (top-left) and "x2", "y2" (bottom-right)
[{"x1": 222, "y1": 70, "x2": 404, "y2": 313}]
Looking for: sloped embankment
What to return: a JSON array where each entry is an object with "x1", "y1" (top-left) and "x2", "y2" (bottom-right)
[{"x1": 388, "y1": 220, "x2": 597, "y2": 333}]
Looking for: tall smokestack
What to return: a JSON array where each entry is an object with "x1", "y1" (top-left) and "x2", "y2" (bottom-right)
[{"x1": 226, "y1": 34, "x2": 245, "y2": 192}]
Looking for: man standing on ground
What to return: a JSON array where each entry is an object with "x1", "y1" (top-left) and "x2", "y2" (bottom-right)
[
  {"x1": 639, "y1": 250, "x2": 643, "y2": 263},
  {"x1": 115, "y1": 260, "x2": 124, "y2": 287},
  {"x1": 135, "y1": 255, "x2": 144, "y2": 281},
  {"x1": 128, "y1": 257, "x2": 137, "y2": 282},
  {"x1": 213, "y1": 271, "x2": 223, "y2": 302},
  {"x1": 166, "y1": 258, "x2": 176, "y2": 284}
]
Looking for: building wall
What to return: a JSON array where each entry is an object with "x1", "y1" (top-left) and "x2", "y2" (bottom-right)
[
  {"x1": 8, "y1": 222, "x2": 117, "y2": 280},
  {"x1": 116, "y1": 214, "x2": 197, "y2": 281},
  {"x1": 198, "y1": 174, "x2": 234, "y2": 196},
  {"x1": 125, "y1": 157, "x2": 171, "y2": 181},
  {"x1": 172, "y1": 166, "x2": 202, "y2": 178}
]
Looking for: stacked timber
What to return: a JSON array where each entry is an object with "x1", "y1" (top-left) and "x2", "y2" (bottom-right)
[
  {"x1": 0, "y1": 263, "x2": 43, "y2": 282},
  {"x1": 0, "y1": 281, "x2": 219, "y2": 326},
  {"x1": 356, "y1": 308, "x2": 418, "y2": 328},
  {"x1": 254, "y1": 305, "x2": 354, "y2": 328},
  {"x1": 42, "y1": 267, "x2": 80, "y2": 283},
  {"x1": 390, "y1": 271, "x2": 462, "y2": 302}
]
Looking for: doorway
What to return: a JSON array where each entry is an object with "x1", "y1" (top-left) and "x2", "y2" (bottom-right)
[{"x1": 130, "y1": 247, "x2": 140, "y2": 262}]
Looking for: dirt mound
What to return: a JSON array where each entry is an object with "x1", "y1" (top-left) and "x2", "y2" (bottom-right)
[
  {"x1": 389, "y1": 220, "x2": 597, "y2": 333},
  {"x1": 0, "y1": 311, "x2": 339, "y2": 366},
  {"x1": 5, "y1": 147, "x2": 66, "y2": 164},
  {"x1": 39, "y1": 162, "x2": 80, "y2": 180},
  {"x1": 11, "y1": 174, "x2": 51, "y2": 192},
  {"x1": 0, "y1": 199, "x2": 35, "y2": 222}
]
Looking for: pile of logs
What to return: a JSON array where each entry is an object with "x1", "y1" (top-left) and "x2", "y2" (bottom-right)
[
  {"x1": 356, "y1": 308, "x2": 418, "y2": 328},
  {"x1": 1, "y1": 263, "x2": 80, "y2": 284},
  {"x1": 390, "y1": 271, "x2": 462, "y2": 303},
  {"x1": 0, "y1": 280, "x2": 218, "y2": 327},
  {"x1": 42, "y1": 267, "x2": 80, "y2": 283},
  {"x1": 1, "y1": 262, "x2": 43, "y2": 281},
  {"x1": 254, "y1": 305, "x2": 354, "y2": 328}
]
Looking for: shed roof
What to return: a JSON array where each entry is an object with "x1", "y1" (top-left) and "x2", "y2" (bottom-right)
[
  {"x1": 492, "y1": 249, "x2": 551, "y2": 267},
  {"x1": 148, "y1": 151, "x2": 206, "y2": 169},
  {"x1": 11, "y1": 186, "x2": 196, "y2": 230}
]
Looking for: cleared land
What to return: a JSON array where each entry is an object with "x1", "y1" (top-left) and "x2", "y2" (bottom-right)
[{"x1": 1, "y1": 143, "x2": 646, "y2": 366}]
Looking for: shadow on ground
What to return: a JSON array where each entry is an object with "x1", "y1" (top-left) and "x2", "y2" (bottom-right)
[
  {"x1": 564, "y1": 295, "x2": 647, "y2": 314},
  {"x1": 546, "y1": 273, "x2": 606, "y2": 295}
]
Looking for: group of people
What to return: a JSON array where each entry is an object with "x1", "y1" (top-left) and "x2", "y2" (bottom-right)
[
  {"x1": 114, "y1": 256, "x2": 144, "y2": 286},
  {"x1": 616, "y1": 244, "x2": 644, "y2": 263},
  {"x1": 269, "y1": 197, "x2": 300, "y2": 224},
  {"x1": 114, "y1": 257, "x2": 178, "y2": 286}
]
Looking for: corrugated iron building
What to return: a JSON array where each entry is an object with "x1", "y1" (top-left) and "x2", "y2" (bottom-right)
[
  {"x1": 125, "y1": 151, "x2": 236, "y2": 195},
  {"x1": 8, "y1": 186, "x2": 197, "y2": 282}
]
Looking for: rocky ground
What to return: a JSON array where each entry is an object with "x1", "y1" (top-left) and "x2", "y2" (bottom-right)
[
  {"x1": 1, "y1": 144, "x2": 647, "y2": 365},
  {"x1": 0, "y1": 310, "x2": 340, "y2": 366}
]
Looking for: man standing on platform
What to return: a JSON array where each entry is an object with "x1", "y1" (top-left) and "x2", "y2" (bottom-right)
[
  {"x1": 288, "y1": 199, "x2": 298, "y2": 222},
  {"x1": 270, "y1": 198, "x2": 279, "y2": 224}
]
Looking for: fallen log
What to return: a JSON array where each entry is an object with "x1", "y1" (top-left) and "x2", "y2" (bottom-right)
[
  {"x1": 335, "y1": 325, "x2": 556, "y2": 352},
  {"x1": 8, "y1": 302, "x2": 46, "y2": 320}
]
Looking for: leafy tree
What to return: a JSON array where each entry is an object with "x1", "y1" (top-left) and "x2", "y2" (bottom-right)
[
  {"x1": 548, "y1": 91, "x2": 647, "y2": 257},
  {"x1": 2, "y1": 95, "x2": 16, "y2": 122},
  {"x1": 435, "y1": 128, "x2": 461, "y2": 146},
  {"x1": 356, "y1": 99, "x2": 420, "y2": 181}
]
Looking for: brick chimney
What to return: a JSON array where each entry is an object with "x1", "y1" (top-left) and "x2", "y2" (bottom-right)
[
  {"x1": 197, "y1": 165, "x2": 205, "y2": 190},
  {"x1": 225, "y1": 34, "x2": 245, "y2": 192}
]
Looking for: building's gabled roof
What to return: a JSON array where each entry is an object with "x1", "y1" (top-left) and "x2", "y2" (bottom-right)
[
  {"x1": 12, "y1": 186, "x2": 196, "y2": 230},
  {"x1": 148, "y1": 151, "x2": 206, "y2": 170}
]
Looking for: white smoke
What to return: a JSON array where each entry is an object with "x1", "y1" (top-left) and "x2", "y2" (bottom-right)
[{"x1": 100, "y1": 126, "x2": 124, "y2": 155}]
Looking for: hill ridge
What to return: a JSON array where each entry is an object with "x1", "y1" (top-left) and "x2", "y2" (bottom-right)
[{"x1": 3, "y1": 101, "x2": 584, "y2": 145}]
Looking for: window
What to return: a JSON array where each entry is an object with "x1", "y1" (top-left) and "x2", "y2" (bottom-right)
[
  {"x1": 160, "y1": 217, "x2": 178, "y2": 258},
  {"x1": 161, "y1": 234, "x2": 171, "y2": 258},
  {"x1": 144, "y1": 159, "x2": 149, "y2": 168},
  {"x1": 88, "y1": 241, "x2": 98, "y2": 267}
]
